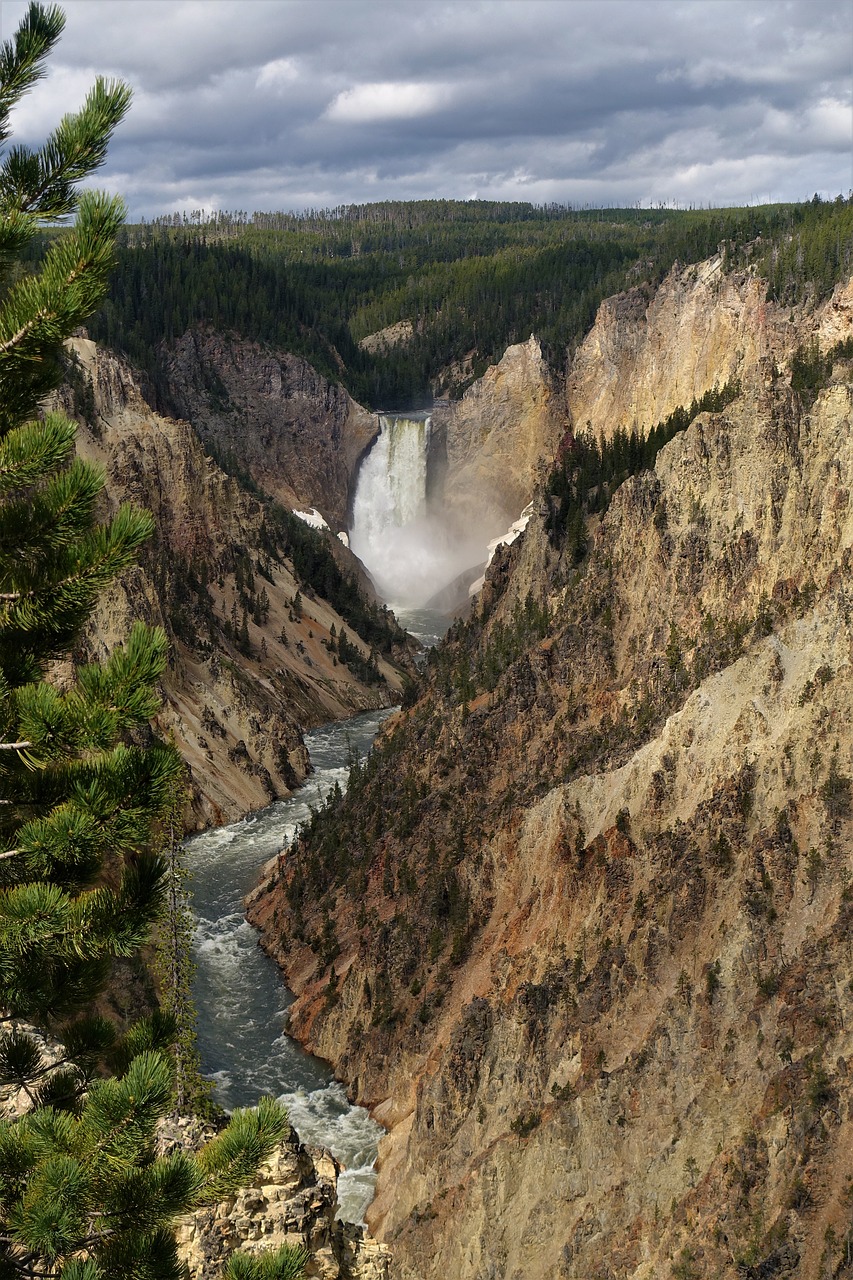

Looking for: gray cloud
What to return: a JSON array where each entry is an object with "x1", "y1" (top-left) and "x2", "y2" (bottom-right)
[{"x1": 0, "y1": 0, "x2": 849, "y2": 216}]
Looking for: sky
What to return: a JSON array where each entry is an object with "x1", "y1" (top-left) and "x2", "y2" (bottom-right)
[{"x1": 0, "y1": 0, "x2": 851, "y2": 220}]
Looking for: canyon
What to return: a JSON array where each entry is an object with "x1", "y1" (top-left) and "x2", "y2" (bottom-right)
[
  {"x1": 59, "y1": 336, "x2": 411, "y2": 828},
  {"x1": 44, "y1": 302, "x2": 565, "y2": 1278},
  {"x1": 245, "y1": 259, "x2": 853, "y2": 1279},
  {"x1": 65, "y1": 316, "x2": 561, "y2": 826},
  {"x1": 5, "y1": 18, "x2": 848, "y2": 1277},
  {"x1": 51, "y1": 244, "x2": 853, "y2": 1278}
]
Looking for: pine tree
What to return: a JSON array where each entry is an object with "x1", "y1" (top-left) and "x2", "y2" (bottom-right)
[
  {"x1": 0, "y1": 0, "x2": 169, "y2": 1027},
  {"x1": 0, "y1": 8, "x2": 303, "y2": 1278},
  {"x1": 153, "y1": 792, "x2": 209, "y2": 1119}
]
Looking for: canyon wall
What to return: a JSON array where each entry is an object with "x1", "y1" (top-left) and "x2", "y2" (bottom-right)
[
  {"x1": 248, "y1": 267, "x2": 853, "y2": 1279},
  {"x1": 431, "y1": 335, "x2": 562, "y2": 537},
  {"x1": 567, "y1": 254, "x2": 853, "y2": 438},
  {"x1": 159, "y1": 329, "x2": 378, "y2": 529},
  {"x1": 63, "y1": 339, "x2": 407, "y2": 828}
]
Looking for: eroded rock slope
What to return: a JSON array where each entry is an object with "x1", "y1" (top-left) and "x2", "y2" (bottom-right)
[
  {"x1": 248, "y1": 266, "x2": 853, "y2": 1279},
  {"x1": 568, "y1": 254, "x2": 853, "y2": 438},
  {"x1": 160, "y1": 328, "x2": 377, "y2": 529},
  {"x1": 62, "y1": 338, "x2": 408, "y2": 828}
]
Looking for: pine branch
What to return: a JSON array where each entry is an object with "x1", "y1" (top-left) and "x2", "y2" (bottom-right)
[
  {"x1": 0, "y1": 506, "x2": 155, "y2": 666},
  {"x1": 0, "y1": 416, "x2": 75, "y2": 492},
  {"x1": 11, "y1": 78, "x2": 132, "y2": 219},
  {"x1": 0, "y1": 5, "x2": 65, "y2": 146},
  {"x1": 195, "y1": 1098, "x2": 290, "y2": 1204}
]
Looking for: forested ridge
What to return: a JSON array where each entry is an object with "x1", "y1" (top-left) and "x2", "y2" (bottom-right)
[{"x1": 78, "y1": 195, "x2": 853, "y2": 411}]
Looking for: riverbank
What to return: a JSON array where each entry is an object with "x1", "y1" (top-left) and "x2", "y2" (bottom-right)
[{"x1": 187, "y1": 708, "x2": 395, "y2": 1225}]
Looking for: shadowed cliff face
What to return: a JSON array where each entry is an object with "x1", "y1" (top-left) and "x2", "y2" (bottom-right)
[
  {"x1": 247, "y1": 268, "x2": 853, "y2": 1280},
  {"x1": 159, "y1": 328, "x2": 378, "y2": 529},
  {"x1": 61, "y1": 338, "x2": 408, "y2": 830}
]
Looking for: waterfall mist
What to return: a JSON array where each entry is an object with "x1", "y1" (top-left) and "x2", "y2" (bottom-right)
[{"x1": 350, "y1": 413, "x2": 485, "y2": 610}]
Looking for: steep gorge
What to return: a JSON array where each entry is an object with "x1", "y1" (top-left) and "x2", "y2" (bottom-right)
[
  {"x1": 62, "y1": 338, "x2": 409, "y2": 828},
  {"x1": 248, "y1": 261, "x2": 853, "y2": 1279},
  {"x1": 159, "y1": 328, "x2": 378, "y2": 530}
]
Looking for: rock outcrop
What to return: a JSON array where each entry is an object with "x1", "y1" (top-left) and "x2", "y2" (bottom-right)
[
  {"x1": 567, "y1": 255, "x2": 853, "y2": 439},
  {"x1": 163, "y1": 1121, "x2": 389, "y2": 1280},
  {"x1": 431, "y1": 336, "x2": 562, "y2": 537},
  {"x1": 61, "y1": 338, "x2": 407, "y2": 829},
  {"x1": 248, "y1": 267, "x2": 853, "y2": 1279},
  {"x1": 3, "y1": 1056, "x2": 389, "y2": 1280},
  {"x1": 160, "y1": 329, "x2": 378, "y2": 529},
  {"x1": 358, "y1": 321, "x2": 415, "y2": 355}
]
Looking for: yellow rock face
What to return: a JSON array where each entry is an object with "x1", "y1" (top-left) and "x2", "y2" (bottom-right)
[
  {"x1": 568, "y1": 257, "x2": 852, "y2": 440},
  {"x1": 435, "y1": 335, "x2": 563, "y2": 536}
]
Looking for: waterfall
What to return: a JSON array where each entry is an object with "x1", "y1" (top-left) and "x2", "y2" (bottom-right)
[
  {"x1": 352, "y1": 413, "x2": 431, "y2": 546},
  {"x1": 350, "y1": 413, "x2": 435, "y2": 607},
  {"x1": 350, "y1": 411, "x2": 490, "y2": 609}
]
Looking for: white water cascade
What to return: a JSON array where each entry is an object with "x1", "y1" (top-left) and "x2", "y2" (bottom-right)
[
  {"x1": 350, "y1": 413, "x2": 483, "y2": 609},
  {"x1": 188, "y1": 711, "x2": 392, "y2": 1225}
]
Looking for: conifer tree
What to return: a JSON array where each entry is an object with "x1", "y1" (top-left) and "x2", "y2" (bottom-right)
[{"x1": 0, "y1": 8, "x2": 302, "y2": 1278}]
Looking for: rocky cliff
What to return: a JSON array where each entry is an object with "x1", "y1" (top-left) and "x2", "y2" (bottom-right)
[
  {"x1": 0, "y1": 1029, "x2": 389, "y2": 1280},
  {"x1": 567, "y1": 254, "x2": 853, "y2": 439},
  {"x1": 159, "y1": 329, "x2": 378, "y2": 529},
  {"x1": 431, "y1": 335, "x2": 562, "y2": 538},
  {"x1": 164, "y1": 1119, "x2": 389, "y2": 1280},
  {"x1": 62, "y1": 339, "x2": 408, "y2": 829},
  {"x1": 248, "y1": 264, "x2": 853, "y2": 1279}
]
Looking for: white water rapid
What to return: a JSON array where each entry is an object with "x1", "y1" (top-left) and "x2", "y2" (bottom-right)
[
  {"x1": 187, "y1": 710, "x2": 392, "y2": 1225},
  {"x1": 350, "y1": 413, "x2": 483, "y2": 609}
]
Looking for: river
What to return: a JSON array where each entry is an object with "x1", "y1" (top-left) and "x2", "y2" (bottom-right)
[
  {"x1": 186, "y1": 607, "x2": 449, "y2": 1226},
  {"x1": 186, "y1": 707, "x2": 394, "y2": 1224}
]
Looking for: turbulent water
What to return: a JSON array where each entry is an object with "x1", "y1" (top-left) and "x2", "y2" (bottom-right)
[
  {"x1": 187, "y1": 709, "x2": 393, "y2": 1224},
  {"x1": 392, "y1": 605, "x2": 450, "y2": 650},
  {"x1": 350, "y1": 412, "x2": 433, "y2": 607},
  {"x1": 351, "y1": 412, "x2": 485, "y2": 609}
]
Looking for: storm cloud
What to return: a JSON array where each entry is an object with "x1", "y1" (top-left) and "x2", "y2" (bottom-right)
[{"x1": 0, "y1": 0, "x2": 850, "y2": 217}]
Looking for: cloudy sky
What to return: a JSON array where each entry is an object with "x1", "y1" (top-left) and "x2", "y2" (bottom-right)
[{"x1": 0, "y1": 0, "x2": 850, "y2": 219}]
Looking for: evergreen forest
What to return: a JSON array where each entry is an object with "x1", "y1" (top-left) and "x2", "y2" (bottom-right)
[{"x1": 78, "y1": 194, "x2": 853, "y2": 411}]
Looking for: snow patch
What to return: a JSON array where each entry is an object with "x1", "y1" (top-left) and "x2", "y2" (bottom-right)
[
  {"x1": 468, "y1": 502, "x2": 536, "y2": 596},
  {"x1": 292, "y1": 507, "x2": 329, "y2": 532}
]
